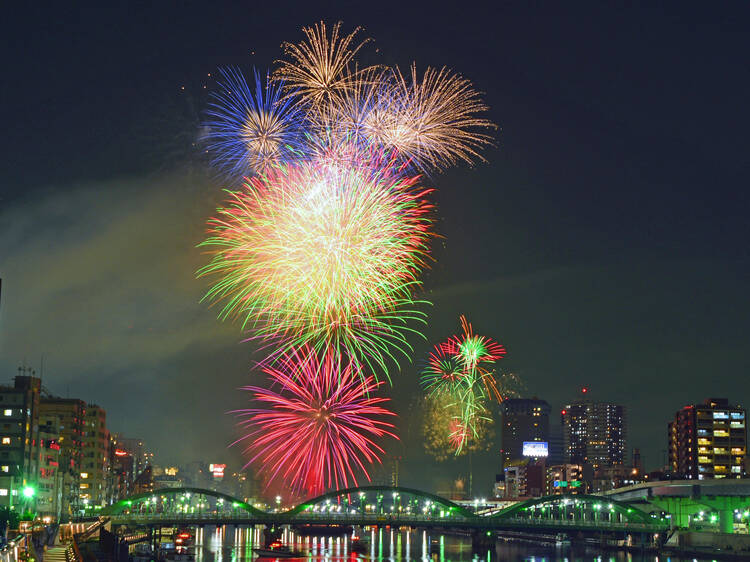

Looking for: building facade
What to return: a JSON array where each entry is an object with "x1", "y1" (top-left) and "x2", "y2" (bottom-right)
[
  {"x1": 0, "y1": 375, "x2": 41, "y2": 510},
  {"x1": 500, "y1": 398, "x2": 550, "y2": 469},
  {"x1": 80, "y1": 404, "x2": 109, "y2": 508},
  {"x1": 561, "y1": 399, "x2": 626, "y2": 467},
  {"x1": 546, "y1": 463, "x2": 586, "y2": 495},
  {"x1": 37, "y1": 412, "x2": 63, "y2": 519},
  {"x1": 503, "y1": 460, "x2": 545, "y2": 499},
  {"x1": 39, "y1": 398, "x2": 86, "y2": 517},
  {"x1": 668, "y1": 398, "x2": 746, "y2": 480}
]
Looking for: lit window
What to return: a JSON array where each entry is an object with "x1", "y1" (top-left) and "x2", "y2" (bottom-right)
[
  {"x1": 0, "y1": 489, "x2": 7, "y2": 496},
  {"x1": 3, "y1": 410, "x2": 10, "y2": 417},
  {"x1": 731, "y1": 466, "x2": 742, "y2": 474},
  {"x1": 713, "y1": 430, "x2": 729, "y2": 437},
  {"x1": 0, "y1": 466, "x2": 7, "y2": 473},
  {"x1": 80, "y1": 483, "x2": 89, "y2": 489},
  {"x1": 80, "y1": 472, "x2": 88, "y2": 479},
  {"x1": 1, "y1": 438, "x2": 10, "y2": 445}
]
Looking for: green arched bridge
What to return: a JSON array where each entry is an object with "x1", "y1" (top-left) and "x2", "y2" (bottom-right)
[{"x1": 99, "y1": 485, "x2": 666, "y2": 536}]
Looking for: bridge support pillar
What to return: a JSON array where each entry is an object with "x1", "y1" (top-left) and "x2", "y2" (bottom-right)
[{"x1": 719, "y1": 509, "x2": 734, "y2": 534}]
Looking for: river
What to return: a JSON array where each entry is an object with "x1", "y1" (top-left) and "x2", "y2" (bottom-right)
[{"x1": 172, "y1": 526, "x2": 720, "y2": 562}]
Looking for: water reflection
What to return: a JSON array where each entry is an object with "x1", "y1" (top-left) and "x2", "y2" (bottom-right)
[{"x1": 177, "y1": 525, "x2": 718, "y2": 562}]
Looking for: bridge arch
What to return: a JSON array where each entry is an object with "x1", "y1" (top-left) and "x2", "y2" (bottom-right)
[
  {"x1": 100, "y1": 487, "x2": 265, "y2": 516},
  {"x1": 495, "y1": 494, "x2": 654, "y2": 524},
  {"x1": 286, "y1": 485, "x2": 474, "y2": 519}
]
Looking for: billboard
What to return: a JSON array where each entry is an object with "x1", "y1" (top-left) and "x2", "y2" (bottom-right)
[
  {"x1": 209, "y1": 463, "x2": 226, "y2": 479},
  {"x1": 522, "y1": 441, "x2": 549, "y2": 457}
]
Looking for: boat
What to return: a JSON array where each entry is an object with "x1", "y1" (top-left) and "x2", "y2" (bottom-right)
[
  {"x1": 174, "y1": 530, "x2": 193, "y2": 547},
  {"x1": 554, "y1": 533, "x2": 571, "y2": 547},
  {"x1": 253, "y1": 540, "x2": 304, "y2": 558}
]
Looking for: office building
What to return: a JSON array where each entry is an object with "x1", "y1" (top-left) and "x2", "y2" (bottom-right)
[
  {"x1": 668, "y1": 398, "x2": 746, "y2": 480},
  {"x1": 500, "y1": 398, "x2": 550, "y2": 469},
  {"x1": 561, "y1": 398, "x2": 626, "y2": 467}
]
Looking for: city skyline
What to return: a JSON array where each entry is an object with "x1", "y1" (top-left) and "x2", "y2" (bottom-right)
[{"x1": 1, "y1": 3, "x2": 749, "y2": 496}]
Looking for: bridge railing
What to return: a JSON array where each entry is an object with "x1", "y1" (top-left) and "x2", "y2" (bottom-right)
[{"x1": 106, "y1": 512, "x2": 666, "y2": 533}]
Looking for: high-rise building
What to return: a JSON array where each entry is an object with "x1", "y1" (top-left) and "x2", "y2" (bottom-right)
[
  {"x1": 668, "y1": 398, "x2": 746, "y2": 480},
  {"x1": 39, "y1": 398, "x2": 85, "y2": 517},
  {"x1": 0, "y1": 374, "x2": 42, "y2": 509},
  {"x1": 561, "y1": 397, "x2": 626, "y2": 467},
  {"x1": 500, "y1": 398, "x2": 550, "y2": 469},
  {"x1": 80, "y1": 404, "x2": 109, "y2": 508}
]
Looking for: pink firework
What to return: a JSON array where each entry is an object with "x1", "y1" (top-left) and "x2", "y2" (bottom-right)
[{"x1": 234, "y1": 346, "x2": 398, "y2": 497}]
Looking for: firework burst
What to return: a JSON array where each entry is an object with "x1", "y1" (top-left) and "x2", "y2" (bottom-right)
[
  {"x1": 202, "y1": 68, "x2": 305, "y2": 177},
  {"x1": 420, "y1": 315, "x2": 514, "y2": 454},
  {"x1": 360, "y1": 65, "x2": 495, "y2": 171},
  {"x1": 199, "y1": 148, "x2": 434, "y2": 374},
  {"x1": 234, "y1": 346, "x2": 397, "y2": 496},
  {"x1": 275, "y1": 21, "x2": 375, "y2": 110}
]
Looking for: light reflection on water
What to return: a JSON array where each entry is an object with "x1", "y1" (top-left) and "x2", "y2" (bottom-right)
[{"x1": 182, "y1": 525, "x2": 717, "y2": 562}]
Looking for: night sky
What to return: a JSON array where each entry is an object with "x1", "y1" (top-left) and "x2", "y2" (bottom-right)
[{"x1": 1, "y1": 3, "x2": 749, "y2": 496}]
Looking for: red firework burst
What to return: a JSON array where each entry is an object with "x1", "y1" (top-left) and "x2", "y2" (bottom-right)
[{"x1": 234, "y1": 346, "x2": 397, "y2": 497}]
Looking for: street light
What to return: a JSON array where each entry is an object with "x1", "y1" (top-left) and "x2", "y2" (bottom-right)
[{"x1": 21, "y1": 487, "x2": 35, "y2": 499}]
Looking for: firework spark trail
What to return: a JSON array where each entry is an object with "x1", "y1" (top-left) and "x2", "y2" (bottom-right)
[
  {"x1": 202, "y1": 68, "x2": 305, "y2": 177},
  {"x1": 233, "y1": 346, "x2": 397, "y2": 496},
  {"x1": 199, "y1": 148, "x2": 434, "y2": 375}
]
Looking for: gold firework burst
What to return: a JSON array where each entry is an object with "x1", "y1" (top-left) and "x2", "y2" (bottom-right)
[{"x1": 275, "y1": 21, "x2": 375, "y2": 109}]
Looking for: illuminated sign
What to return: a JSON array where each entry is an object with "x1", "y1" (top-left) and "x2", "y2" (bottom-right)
[
  {"x1": 115, "y1": 449, "x2": 128, "y2": 457},
  {"x1": 209, "y1": 463, "x2": 226, "y2": 479},
  {"x1": 522, "y1": 441, "x2": 549, "y2": 457},
  {"x1": 553, "y1": 480, "x2": 582, "y2": 488}
]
